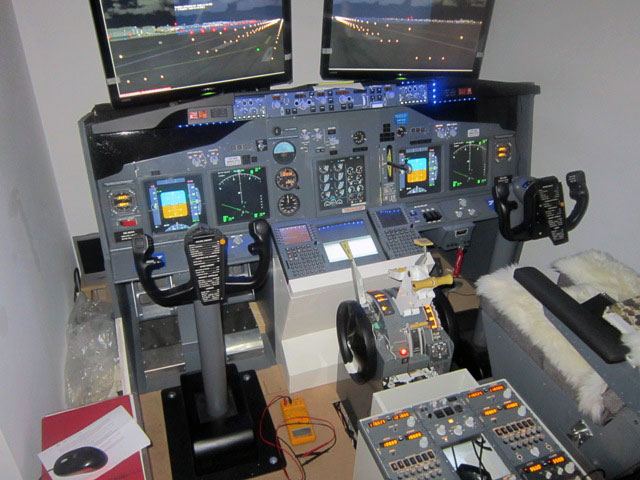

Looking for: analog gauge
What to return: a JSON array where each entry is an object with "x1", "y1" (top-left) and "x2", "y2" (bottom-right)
[
  {"x1": 275, "y1": 167, "x2": 299, "y2": 191},
  {"x1": 352, "y1": 130, "x2": 366, "y2": 145},
  {"x1": 273, "y1": 141, "x2": 296, "y2": 164},
  {"x1": 450, "y1": 139, "x2": 489, "y2": 190},
  {"x1": 278, "y1": 193, "x2": 300, "y2": 216}
]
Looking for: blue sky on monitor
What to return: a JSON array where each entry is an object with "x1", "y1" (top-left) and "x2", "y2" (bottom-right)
[{"x1": 104, "y1": 0, "x2": 283, "y2": 28}]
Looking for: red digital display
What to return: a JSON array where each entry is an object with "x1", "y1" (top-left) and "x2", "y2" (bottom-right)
[{"x1": 279, "y1": 225, "x2": 312, "y2": 246}]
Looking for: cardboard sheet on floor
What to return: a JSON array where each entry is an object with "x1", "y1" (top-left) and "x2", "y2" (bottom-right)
[{"x1": 140, "y1": 365, "x2": 356, "y2": 479}]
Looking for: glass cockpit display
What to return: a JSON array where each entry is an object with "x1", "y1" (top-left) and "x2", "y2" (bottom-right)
[
  {"x1": 398, "y1": 146, "x2": 441, "y2": 198},
  {"x1": 450, "y1": 138, "x2": 489, "y2": 190},
  {"x1": 213, "y1": 167, "x2": 269, "y2": 225},
  {"x1": 317, "y1": 155, "x2": 366, "y2": 211},
  {"x1": 147, "y1": 176, "x2": 206, "y2": 233}
]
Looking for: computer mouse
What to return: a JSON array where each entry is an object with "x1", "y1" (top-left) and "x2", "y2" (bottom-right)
[
  {"x1": 52, "y1": 446, "x2": 108, "y2": 477},
  {"x1": 456, "y1": 463, "x2": 491, "y2": 480}
]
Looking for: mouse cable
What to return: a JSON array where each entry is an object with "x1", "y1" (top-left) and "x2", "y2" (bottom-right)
[
  {"x1": 451, "y1": 443, "x2": 458, "y2": 469},
  {"x1": 333, "y1": 401, "x2": 357, "y2": 448},
  {"x1": 472, "y1": 436, "x2": 487, "y2": 472}
]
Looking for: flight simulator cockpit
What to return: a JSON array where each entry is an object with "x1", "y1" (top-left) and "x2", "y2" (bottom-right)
[{"x1": 77, "y1": 0, "x2": 639, "y2": 479}]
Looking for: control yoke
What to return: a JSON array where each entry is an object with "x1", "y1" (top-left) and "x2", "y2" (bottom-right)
[
  {"x1": 132, "y1": 219, "x2": 271, "y2": 307},
  {"x1": 492, "y1": 170, "x2": 589, "y2": 245}
]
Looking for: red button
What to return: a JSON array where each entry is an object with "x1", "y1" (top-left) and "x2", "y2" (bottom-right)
[{"x1": 120, "y1": 219, "x2": 138, "y2": 227}]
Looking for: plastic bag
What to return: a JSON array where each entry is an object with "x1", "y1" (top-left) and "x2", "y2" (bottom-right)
[{"x1": 64, "y1": 293, "x2": 118, "y2": 408}]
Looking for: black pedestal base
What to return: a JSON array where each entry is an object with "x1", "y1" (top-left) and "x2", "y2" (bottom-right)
[{"x1": 162, "y1": 365, "x2": 285, "y2": 479}]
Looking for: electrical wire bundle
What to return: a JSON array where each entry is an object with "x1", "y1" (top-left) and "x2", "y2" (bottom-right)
[{"x1": 260, "y1": 395, "x2": 337, "y2": 480}]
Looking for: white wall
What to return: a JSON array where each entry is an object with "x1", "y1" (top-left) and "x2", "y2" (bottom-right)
[
  {"x1": 481, "y1": 0, "x2": 640, "y2": 271},
  {"x1": 12, "y1": 0, "x2": 640, "y2": 272},
  {"x1": 0, "y1": 2, "x2": 75, "y2": 478}
]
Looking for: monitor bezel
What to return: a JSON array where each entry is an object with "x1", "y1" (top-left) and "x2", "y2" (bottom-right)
[
  {"x1": 89, "y1": 0, "x2": 293, "y2": 108},
  {"x1": 320, "y1": 0, "x2": 495, "y2": 81}
]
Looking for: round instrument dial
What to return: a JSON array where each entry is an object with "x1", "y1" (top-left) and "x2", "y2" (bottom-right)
[
  {"x1": 275, "y1": 167, "x2": 298, "y2": 190},
  {"x1": 352, "y1": 130, "x2": 366, "y2": 145},
  {"x1": 278, "y1": 193, "x2": 300, "y2": 216},
  {"x1": 273, "y1": 141, "x2": 296, "y2": 164}
]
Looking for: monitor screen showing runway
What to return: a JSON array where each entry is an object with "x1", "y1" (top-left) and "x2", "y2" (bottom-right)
[
  {"x1": 97, "y1": 0, "x2": 287, "y2": 99},
  {"x1": 327, "y1": 0, "x2": 489, "y2": 73}
]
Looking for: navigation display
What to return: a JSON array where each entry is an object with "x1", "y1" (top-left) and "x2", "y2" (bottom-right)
[
  {"x1": 213, "y1": 167, "x2": 269, "y2": 225},
  {"x1": 146, "y1": 176, "x2": 206, "y2": 233},
  {"x1": 91, "y1": 0, "x2": 292, "y2": 105},
  {"x1": 398, "y1": 146, "x2": 441, "y2": 198},
  {"x1": 321, "y1": 0, "x2": 494, "y2": 80},
  {"x1": 450, "y1": 138, "x2": 489, "y2": 190}
]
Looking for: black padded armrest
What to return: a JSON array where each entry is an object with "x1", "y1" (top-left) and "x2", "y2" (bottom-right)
[{"x1": 514, "y1": 267, "x2": 628, "y2": 364}]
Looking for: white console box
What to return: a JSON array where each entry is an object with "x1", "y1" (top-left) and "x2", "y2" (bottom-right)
[{"x1": 267, "y1": 253, "x2": 422, "y2": 392}]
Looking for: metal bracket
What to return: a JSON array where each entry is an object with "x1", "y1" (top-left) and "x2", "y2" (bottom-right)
[{"x1": 568, "y1": 420, "x2": 593, "y2": 447}]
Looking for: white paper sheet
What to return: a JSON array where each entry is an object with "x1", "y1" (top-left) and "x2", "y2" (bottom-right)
[{"x1": 38, "y1": 406, "x2": 150, "y2": 480}]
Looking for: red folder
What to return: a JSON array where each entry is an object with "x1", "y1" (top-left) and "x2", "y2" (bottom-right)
[{"x1": 41, "y1": 395, "x2": 149, "y2": 480}]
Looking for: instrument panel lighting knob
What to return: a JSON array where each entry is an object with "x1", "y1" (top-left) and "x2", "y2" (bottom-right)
[
  {"x1": 517, "y1": 406, "x2": 527, "y2": 417},
  {"x1": 453, "y1": 425, "x2": 463, "y2": 436},
  {"x1": 419, "y1": 436, "x2": 429, "y2": 449},
  {"x1": 530, "y1": 446, "x2": 540, "y2": 457},
  {"x1": 407, "y1": 416, "x2": 416, "y2": 428},
  {"x1": 465, "y1": 417, "x2": 475, "y2": 428},
  {"x1": 565, "y1": 462, "x2": 576, "y2": 475},
  {"x1": 436, "y1": 425, "x2": 447, "y2": 436},
  {"x1": 503, "y1": 388, "x2": 513, "y2": 399}
]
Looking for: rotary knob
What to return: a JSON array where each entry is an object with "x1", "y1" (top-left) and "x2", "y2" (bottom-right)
[
  {"x1": 453, "y1": 425, "x2": 463, "y2": 436},
  {"x1": 436, "y1": 425, "x2": 446, "y2": 436},
  {"x1": 419, "y1": 437, "x2": 429, "y2": 449},
  {"x1": 503, "y1": 388, "x2": 513, "y2": 399},
  {"x1": 517, "y1": 406, "x2": 527, "y2": 417},
  {"x1": 407, "y1": 416, "x2": 416, "y2": 428},
  {"x1": 352, "y1": 130, "x2": 366, "y2": 145},
  {"x1": 565, "y1": 462, "x2": 576, "y2": 475},
  {"x1": 530, "y1": 446, "x2": 540, "y2": 457},
  {"x1": 465, "y1": 417, "x2": 475, "y2": 428}
]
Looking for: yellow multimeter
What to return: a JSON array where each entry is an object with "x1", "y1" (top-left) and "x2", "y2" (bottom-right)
[{"x1": 280, "y1": 398, "x2": 316, "y2": 446}]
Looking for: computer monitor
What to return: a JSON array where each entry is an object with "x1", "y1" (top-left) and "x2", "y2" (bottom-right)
[
  {"x1": 321, "y1": 0, "x2": 494, "y2": 81},
  {"x1": 90, "y1": 0, "x2": 292, "y2": 107}
]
